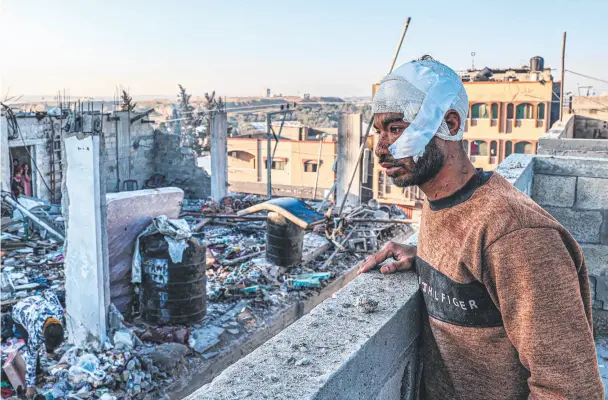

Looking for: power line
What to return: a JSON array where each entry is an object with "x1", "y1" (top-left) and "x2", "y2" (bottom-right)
[{"x1": 566, "y1": 70, "x2": 608, "y2": 85}]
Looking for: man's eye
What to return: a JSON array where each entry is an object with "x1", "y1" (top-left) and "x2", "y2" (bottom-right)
[
  {"x1": 373, "y1": 129, "x2": 381, "y2": 135},
  {"x1": 390, "y1": 126, "x2": 405, "y2": 133}
]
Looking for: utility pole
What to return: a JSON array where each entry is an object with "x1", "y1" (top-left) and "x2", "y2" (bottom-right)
[
  {"x1": 266, "y1": 105, "x2": 296, "y2": 199},
  {"x1": 560, "y1": 31, "x2": 567, "y2": 122},
  {"x1": 312, "y1": 133, "x2": 326, "y2": 200}
]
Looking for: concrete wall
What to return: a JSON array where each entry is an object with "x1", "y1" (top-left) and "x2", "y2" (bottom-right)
[
  {"x1": 187, "y1": 270, "x2": 421, "y2": 400},
  {"x1": 154, "y1": 132, "x2": 211, "y2": 199},
  {"x1": 3, "y1": 112, "x2": 157, "y2": 201},
  {"x1": 101, "y1": 113, "x2": 156, "y2": 193},
  {"x1": 538, "y1": 114, "x2": 608, "y2": 159}
]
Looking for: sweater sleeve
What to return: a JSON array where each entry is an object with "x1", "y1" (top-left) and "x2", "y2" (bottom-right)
[{"x1": 483, "y1": 228, "x2": 603, "y2": 399}]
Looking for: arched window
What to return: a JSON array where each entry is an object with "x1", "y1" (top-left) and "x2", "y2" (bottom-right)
[
  {"x1": 470, "y1": 140, "x2": 488, "y2": 156},
  {"x1": 537, "y1": 103, "x2": 546, "y2": 120},
  {"x1": 515, "y1": 141, "x2": 534, "y2": 154},
  {"x1": 471, "y1": 103, "x2": 490, "y2": 119},
  {"x1": 491, "y1": 103, "x2": 499, "y2": 119},
  {"x1": 507, "y1": 104, "x2": 514, "y2": 119},
  {"x1": 490, "y1": 141, "x2": 497, "y2": 156},
  {"x1": 505, "y1": 141, "x2": 513, "y2": 157},
  {"x1": 516, "y1": 103, "x2": 534, "y2": 119},
  {"x1": 463, "y1": 140, "x2": 469, "y2": 155}
]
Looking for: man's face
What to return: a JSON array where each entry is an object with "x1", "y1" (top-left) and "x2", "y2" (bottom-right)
[{"x1": 374, "y1": 112, "x2": 444, "y2": 187}]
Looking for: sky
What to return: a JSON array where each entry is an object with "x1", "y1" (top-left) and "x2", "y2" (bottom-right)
[{"x1": 1, "y1": 0, "x2": 607, "y2": 99}]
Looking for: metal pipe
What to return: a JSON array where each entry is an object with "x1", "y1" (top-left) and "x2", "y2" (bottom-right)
[
  {"x1": 321, "y1": 228, "x2": 357, "y2": 270},
  {"x1": 266, "y1": 112, "x2": 272, "y2": 199},
  {"x1": 349, "y1": 218, "x2": 412, "y2": 224},
  {"x1": 312, "y1": 135, "x2": 324, "y2": 200},
  {"x1": 388, "y1": 17, "x2": 412, "y2": 75},
  {"x1": 2, "y1": 194, "x2": 65, "y2": 241},
  {"x1": 560, "y1": 32, "x2": 567, "y2": 122}
]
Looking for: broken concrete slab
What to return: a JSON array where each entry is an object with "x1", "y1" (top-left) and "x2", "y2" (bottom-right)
[
  {"x1": 189, "y1": 325, "x2": 225, "y2": 354},
  {"x1": 106, "y1": 188, "x2": 184, "y2": 314}
]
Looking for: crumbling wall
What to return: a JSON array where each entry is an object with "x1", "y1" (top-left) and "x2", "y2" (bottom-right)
[
  {"x1": 153, "y1": 132, "x2": 211, "y2": 199},
  {"x1": 102, "y1": 115, "x2": 156, "y2": 193},
  {"x1": 531, "y1": 156, "x2": 608, "y2": 335}
]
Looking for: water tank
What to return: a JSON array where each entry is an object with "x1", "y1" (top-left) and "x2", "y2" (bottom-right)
[
  {"x1": 140, "y1": 234, "x2": 206, "y2": 325},
  {"x1": 530, "y1": 56, "x2": 544, "y2": 72},
  {"x1": 266, "y1": 212, "x2": 304, "y2": 267}
]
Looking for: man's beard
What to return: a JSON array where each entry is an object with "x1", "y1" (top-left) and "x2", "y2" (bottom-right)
[{"x1": 384, "y1": 139, "x2": 444, "y2": 188}]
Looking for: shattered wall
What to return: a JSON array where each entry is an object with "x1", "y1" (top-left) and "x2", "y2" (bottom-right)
[
  {"x1": 153, "y1": 132, "x2": 211, "y2": 199},
  {"x1": 101, "y1": 113, "x2": 156, "y2": 193}
]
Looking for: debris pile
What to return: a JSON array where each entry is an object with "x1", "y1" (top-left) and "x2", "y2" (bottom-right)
[{"x1": 1, "y1": 193, "x2": 412, "y2": 398}]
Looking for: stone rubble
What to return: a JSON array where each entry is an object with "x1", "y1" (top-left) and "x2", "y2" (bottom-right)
[{"x1": 1, "y1": 194, "x2": 410, "y2": 399}]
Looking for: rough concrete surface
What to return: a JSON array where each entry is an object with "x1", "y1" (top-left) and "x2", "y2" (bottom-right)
[
  {"x1": 532, "y1": 174, "x2": 576, "y2": 207},
  {"x1": 106, "y1": 187, "x2": 184, "y2": 314},
  {"x1": 534, "y1": 156, "x2": 608, "y2": 179},
  {"x1": 544, "y1": 206, "x2": 603, "y2": 244},
  {"x1": 576, "y1": 177, "x2": 608, "y2": 210},
  {"x1": 493, "y1": 154, "x2": 534, "y2": 195},
  {"x1": 186, "y1": 271, "x2": 421, "y2": 400}
]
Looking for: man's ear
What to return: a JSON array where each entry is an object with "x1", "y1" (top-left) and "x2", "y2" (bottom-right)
[{"x1": 444, "y1": 110, "x2": 461, "y2": 136}]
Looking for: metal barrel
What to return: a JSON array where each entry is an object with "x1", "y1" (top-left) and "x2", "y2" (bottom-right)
[
  {"x1": 140, "y1": 234, "x2": 206, "y2": 325},
  {"x1": 265, "y1": 212, "x2": 304, "y2": 267}
]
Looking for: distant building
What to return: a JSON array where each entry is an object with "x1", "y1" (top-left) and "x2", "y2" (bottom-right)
[{"x1": 266, "y1": 88, "x2": 271, "y2": 97}]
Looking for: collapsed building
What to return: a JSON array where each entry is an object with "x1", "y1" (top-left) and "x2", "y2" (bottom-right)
[{"x1": 1, "y1": 102, "x2": 416, "y2": 399}]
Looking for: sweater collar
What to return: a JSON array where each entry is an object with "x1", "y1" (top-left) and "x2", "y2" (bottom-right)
[{"x1": 427, "y1": 169, "x2": 493, "y2": 211}]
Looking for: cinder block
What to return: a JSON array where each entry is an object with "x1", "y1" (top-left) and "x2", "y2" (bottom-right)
[
  {"x1": 534, "y1": 156, "x2": 608, "y2": 179},
  {"x1": 581, "y1": 244, "x2": 608, "y2": 309},
  {"x1": 544, "y1": 207, "x2": 602, "y2": 244},
  {"x1": 575, "y1": 177, "x2": 608, "y2": 210},
  {"x1": 532, "y1": 175, "x2": 576, "y2": 207}
]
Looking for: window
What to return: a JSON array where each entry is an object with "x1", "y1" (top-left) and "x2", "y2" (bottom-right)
[
  {"x1": 505, "y1": 141, "x2": 513, "y2": 157},
  {"x1": 507, "y1": 104, "x2": 514, "y2": 119},
  {"x1": 490, "y1": 141, "x2": 497, "y2": 156},
  {"x1": 537, "y1": 103, "x2": 545, "y2": 120},
  {"x1": 264, "y1": 160, "x2": 285, "y2": 170},
  {"x1": 516, "y1": 103, "x2": 533, "y2": 120},
  {"x1": 491, "y1": 103, "x2": 499, "y2": 119},
  {"x1": 471, "y1": 103, "x2": 489, "y2": 119},
  {"x1": 515, "y1": 141, "x2": 534, "y2": 154},
  {"x1": 470, "y1": 140, "x2": 488, "y2": 156},
  {"x1": 304, "y1": 162, "x2": 318, "y2": 173}
]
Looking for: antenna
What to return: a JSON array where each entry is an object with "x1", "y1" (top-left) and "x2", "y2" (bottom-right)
[{"x1": 471, "y1": 52, "x2": 476, "y2": 70}]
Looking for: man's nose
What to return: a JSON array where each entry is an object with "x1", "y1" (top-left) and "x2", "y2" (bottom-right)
[{"x1": 375, "y1": 133, "x2": 391, "y2": 158}]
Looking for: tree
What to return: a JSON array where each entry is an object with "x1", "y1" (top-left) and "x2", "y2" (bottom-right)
[{"x1": 120, "y1": 90, "x2": 137, "y2": 112}]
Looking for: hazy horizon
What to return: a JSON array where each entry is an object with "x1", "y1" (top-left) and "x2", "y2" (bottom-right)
[{"x1": 2, "y1": 0, "x2": 607, "y2": 99}]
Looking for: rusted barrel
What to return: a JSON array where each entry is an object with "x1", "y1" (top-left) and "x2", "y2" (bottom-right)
[
  {"x1": 265, "y1": 212, "x2": 304, "y2": 267},
  {"x1": 140, "y1": 234, "x2": 206, "y2": 325}
]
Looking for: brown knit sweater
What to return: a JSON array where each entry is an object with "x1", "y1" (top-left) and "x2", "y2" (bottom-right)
[{"x1": 416, "y1": 170, "x2": 603, "y2": 399}]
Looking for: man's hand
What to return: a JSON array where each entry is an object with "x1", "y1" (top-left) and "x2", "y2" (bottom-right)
[
  {"x1": 25, "y1": 387, "x2": 36, "y2": 399},
  {"x1": 358, "y1": 242, "x2": 416, "y2": 275}
]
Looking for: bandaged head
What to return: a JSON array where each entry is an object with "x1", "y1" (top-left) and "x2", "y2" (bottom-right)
[{"x1": 372, "y1": 58, "x2": 469, "y2": 160}]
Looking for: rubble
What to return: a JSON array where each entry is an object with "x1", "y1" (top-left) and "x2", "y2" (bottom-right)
[{"x1": 1, "y1": 193, "x2": 411, "y2": 399}]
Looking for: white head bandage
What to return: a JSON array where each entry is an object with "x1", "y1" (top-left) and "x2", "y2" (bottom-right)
[{"x1": 372, "y1": 59, "x2": 469, "y2": 160}]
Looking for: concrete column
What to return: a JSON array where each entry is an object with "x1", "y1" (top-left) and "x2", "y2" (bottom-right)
[
  {"x1": 62, "y1": 132, "x2": 110, "y2": 350},
  {"x1": 115, "y1": 111, "x2": 131, "y2": 191},
  {"x1": 1, "y1": 113, "x2": 10, "y2": 192},
  {"x1": 336, "y1": 113, "x2": 362, "y2": 208},
  {"x1": 210, "y1": 111, "x2": 228, "y2": 200}
]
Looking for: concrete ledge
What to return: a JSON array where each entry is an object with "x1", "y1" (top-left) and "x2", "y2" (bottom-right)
[
  {"x1": 186, "y1": 271, "x2": 421, "y2": 400},
  {"x1": 493, "y1": 154, "x2": 534, "y2": 195},
  {"x1": 533, "y1": 155, "x2": 608, "y2": 179}
]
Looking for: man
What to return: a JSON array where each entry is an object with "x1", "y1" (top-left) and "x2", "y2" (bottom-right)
[
  {"x1": 11, "y1": 290, "x2": 65, "y2": 398},
  {"x1": 358, "y1": 57, "x2": 603, "y2": 399}
]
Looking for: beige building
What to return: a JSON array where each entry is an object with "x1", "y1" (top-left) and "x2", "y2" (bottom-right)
[{"x1": 227, "y1": 135, "x2": 337, "y2": 200}]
